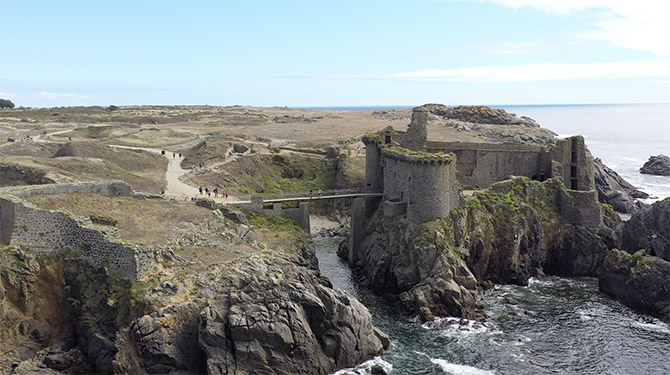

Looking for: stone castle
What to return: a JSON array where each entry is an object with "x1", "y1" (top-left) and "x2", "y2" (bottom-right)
[{"x1": 360, "y1": 106, "x2": 599, "y2": 225}]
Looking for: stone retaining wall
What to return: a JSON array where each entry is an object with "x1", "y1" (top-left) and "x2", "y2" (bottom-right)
[{"x1": 0, "y1": 180, "x2": 154, "y2": 279}]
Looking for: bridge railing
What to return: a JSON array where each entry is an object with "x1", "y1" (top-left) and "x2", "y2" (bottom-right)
[{"x1": 233, "y1": 189, "x2": 362, "y2": 202}]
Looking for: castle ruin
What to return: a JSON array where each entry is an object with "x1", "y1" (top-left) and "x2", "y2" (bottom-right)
[{"x1": 361, "y1": 107, "x2": 598, "y2": 227}]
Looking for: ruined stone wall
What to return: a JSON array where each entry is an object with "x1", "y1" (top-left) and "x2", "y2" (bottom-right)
[
  {"x1": 550, "y1": 136, "x2": 595, "y2": 191},
  {"x1": 426, "y1": 141, "x2": 552, "y2": 189},
  {"x1": 2, "y1": 198, "x2": 153, "y2": 279},
  {"x1": 0, "y1": 180, "x2": 153, "y2": 279},
  {"x1": 263, "y1": 202, "x2": 311, "y2": 230},
  {"x1": 403, "y1": 108, "x2": 428, "y2": 151},
  {"x1": 556, "y1": 189, "x2": 603, "y2": 230},
  {"x1": 0, "y1": 180, "x2": 134, "y2": 198},
  {"x1": 363, "y1": 138, "x2": 384, "y2": 194},
  {"x1": 0, "y1": 198, "x2": 15, "y2": 245}
]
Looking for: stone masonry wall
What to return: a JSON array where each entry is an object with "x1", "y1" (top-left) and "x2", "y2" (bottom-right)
[
  {"x1": 0, "y1": 181, "x2": 153, "y2": 279},
  {"x1": 426, "y1": 141, "x2": 552, "y2": 189},
  {"x1": 381, "y1": 149, "x2": 460, "y2": 225},
  {"x1": 0, "y1": 180, "x2": 134, "y2": 198},
  {"x1": 0, "y1": 198, "x2": 15, "y2": 245},
  {"x1": 5, "y1": 200, "x2": 153, "y2": 279}
]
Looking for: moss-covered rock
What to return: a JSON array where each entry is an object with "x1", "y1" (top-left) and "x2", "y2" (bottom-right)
[{"x1": 599, "y1": 249, "x2": 670, "y2": 322}]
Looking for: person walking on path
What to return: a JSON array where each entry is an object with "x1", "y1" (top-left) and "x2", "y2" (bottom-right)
[
  {"x1": 199, "y1": 186, "x2": 203, "y2": 195},
  {"x1": 318, "y1": 189, "x2": 322, "y2": 197}
]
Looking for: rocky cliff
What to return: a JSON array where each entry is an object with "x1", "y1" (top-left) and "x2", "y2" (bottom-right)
[
  {"x1": 619, "y1": 197, "x2": 670, "y2": 261},
  {"x1": 342, "y1": 177, "x2": 615, "y2": 321},
  {"x1": 1, "y1": 208, "x2": 388, "y2": 374},
  {"x1": 593, "y1": 158, "x2": 648, "y2": 214}
]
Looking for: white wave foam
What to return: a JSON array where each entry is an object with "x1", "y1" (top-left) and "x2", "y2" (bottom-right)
[
  {"x1": 430, "y1": 358, "x2": 496, "y2": 375},
  {"x1": 422, "y1": 317, "x2": 494, "y2": 336},
  {"x1": 631, "y1": 320, "x2": 670, "y2": 335},
  {"x1": 331, "y1": 356, "x2": 393, "y2": 375}
]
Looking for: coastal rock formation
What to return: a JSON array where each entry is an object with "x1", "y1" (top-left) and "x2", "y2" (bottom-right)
[
  {"x1": 340, "y1": 214, "x2": 482, "y2": 321},
  {"x1": 599, "y1": 249, "x2": 670, "y2": 322},
  {"x1": 640, "y1": 154, "x2": 670, "y2": 176},
  {"x1": 200, "y1": 255, "x2": 388, "y2": 375},
  {"x1": 594, "y1": 158, "x2": 648, "y2": 213},
  {"x1": 619, "y1": 198, "x2": 670, "y2": 261},
  {"x1": 418, "y1": 103, "x2": 540, "y2": 127},
  {"x1": 1, "y1": 227, "x2": 387, "y2": 375},
  {"x1": 343, "y1": 177, "x2": 614, "y2": 321}
]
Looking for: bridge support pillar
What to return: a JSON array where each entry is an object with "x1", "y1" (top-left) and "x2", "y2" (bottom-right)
[
  {"x1": 349, "y1": 197, "x2": 364, "y2": 267},
  {"x1": 250, "y1": 195, "x2": 263, "y2": 211}
]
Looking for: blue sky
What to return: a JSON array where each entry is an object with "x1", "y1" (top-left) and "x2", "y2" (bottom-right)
[{"x1": 1, "y1": 0, "x2": 670, "y2": 107}]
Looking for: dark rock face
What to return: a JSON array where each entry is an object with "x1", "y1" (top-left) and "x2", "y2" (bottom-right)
[
  {"x1": 345, "y1": 215, "x2": 482, "y2": 321},
  {"x1": 232, "y1": 143, "x2": 249, "y2": 153},
  {"x1": 219, "y1": 205, "x2": 249, "y2": 224},
  {"x1": 594, "y1": 158, "x2": 648, "y2": 213},
  {"x1": 52, "y1": 143, "x2": 78, "y2": 158},
  {"x1": 640, "y1": 154, "x2": 670, "y2": 176},
  {"x1": 0, "y1": 164, "x2": 54, "y2": 187},
  {"x1": 200, "y1": 256, "x2": 388, "y2": 375},
  {"x1": 599, "y1": 249, "x2": 670, "y2": 322},
  {"x1": 620, "y1": 198, "x2": 670, "y2": 261},
  {"x1": 131, "y1": 301, "x2": 206, "y2": 374}
]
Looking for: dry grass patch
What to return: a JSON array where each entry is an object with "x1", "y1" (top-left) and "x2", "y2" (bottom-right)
[{"x1": 25, "y1": 193, "x2": 211, "y2": 246}]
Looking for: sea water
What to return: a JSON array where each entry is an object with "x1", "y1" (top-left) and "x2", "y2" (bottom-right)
[
  {"x1": 318, "y1": 102, "x2": 670, "y2": 375},
  {"x1": 501, "y1": 103, "x2": 670, "y2": 202},
  {"x1": 317, "y1": 237, "x2": 670, "y2": 375}
]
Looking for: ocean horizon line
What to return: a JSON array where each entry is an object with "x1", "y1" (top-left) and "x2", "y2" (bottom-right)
[{"x1": 292, "y1": 102, "x2": 670, "y2": 111}]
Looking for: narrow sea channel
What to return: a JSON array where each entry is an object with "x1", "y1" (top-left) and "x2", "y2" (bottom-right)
[{"x1": 314, "y1": 237, "x2": 670, "y2": 375}]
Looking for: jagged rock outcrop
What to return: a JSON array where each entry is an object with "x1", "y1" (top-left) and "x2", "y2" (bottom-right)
[
  {"x1": 599, "y1": 249, "x2": 670, "y2": 322},
  {"x1": 200, "y1": 255, "x2": 388, "y2": 375},
  {"x1": 2, "y1": 238, "x2": 387, "y2": 375},
  {"x1": 640, "y1": 154, "x2": 670, "y2": 176},
  {"x1": 131, "y1": 301, "x2": 206, "y2": 373},
  {"x1": 340, "y1": 214, "x2": 482, "y2": 321},
  {"x1": 594, "y1": 158, "x2": 648, "y2": 213},
  {"x1": 619, "y1": 197, "x2": 670, "y2": 261},
  {"x1": 343, "y1": 177, "x2": 614, "y2": 321}
]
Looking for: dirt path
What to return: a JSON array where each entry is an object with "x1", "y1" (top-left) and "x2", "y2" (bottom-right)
[{"x1": 110, "y1": 144, "x2": 243, "y2": 204}]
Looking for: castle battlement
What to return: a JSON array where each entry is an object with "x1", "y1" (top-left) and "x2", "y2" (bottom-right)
[{"x1": 381, "y1": 147, "x2": 455, "y2": 165}]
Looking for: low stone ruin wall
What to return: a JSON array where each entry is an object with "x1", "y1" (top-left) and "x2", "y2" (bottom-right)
[{"x1": 0, "y1": 180, "x2": 154, "y2": 279}]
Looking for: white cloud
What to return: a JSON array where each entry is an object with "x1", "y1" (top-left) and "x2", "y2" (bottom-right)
[
  {"x1": 488, "y1": 0, "x2": 670, "y2": 56},
  {"x1": 37, "y1": 91, "x2": 89, "y2": 100},
  {"x1": 317, "y1": 59, "x2": 670, "y2": 83}
]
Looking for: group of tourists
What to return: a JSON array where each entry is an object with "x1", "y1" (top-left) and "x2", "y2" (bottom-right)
[{"x1": 199, "y1": 186, "x2": 228, "y2": 199}]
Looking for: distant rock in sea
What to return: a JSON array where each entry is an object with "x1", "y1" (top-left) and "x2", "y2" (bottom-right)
[
  {"x1": 594, "y1": 158, "x2": 648, "y2": 213},
  {"x1": 640, "y1": 154, "x2": 670, "y2": 176}
]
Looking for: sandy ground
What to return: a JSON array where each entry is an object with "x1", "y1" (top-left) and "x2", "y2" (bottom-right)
[{"x1": 310, "y1": 215, "x2": 341, "y2": 233}]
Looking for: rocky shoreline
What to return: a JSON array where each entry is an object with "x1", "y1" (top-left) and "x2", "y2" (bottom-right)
[{"x1": 340, "y1": 176, "x2": 669, "y2": 324}]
